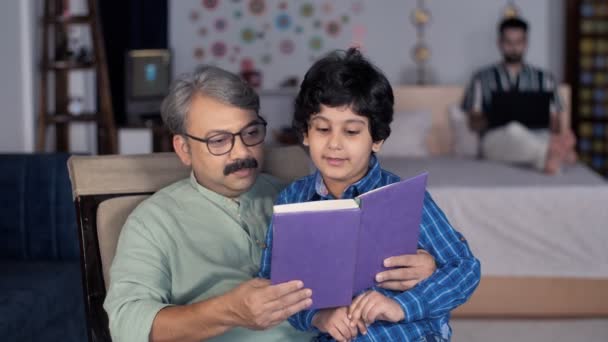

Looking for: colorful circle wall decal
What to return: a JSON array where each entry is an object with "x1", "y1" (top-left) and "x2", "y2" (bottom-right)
[
  {"x1": 233, "y1": 10, "x2": 242, "y2": 19},
  {"x1": 280, "y1": 39, "x2": 295, "y2": 54},
  {"x1": 261, "y1": 54, "x2": 272, "y2": 64},
  {"x1": 275, "y1": 13, "x2": 292, "y2": 31},
  {"x1": 194, "y1": 47, "x2": 205, "y2": 60},
  {"x1": 202, "y1": 0, "x2": 218, "y2": 10},
  {"x1": 326, "y1": 21, "x2": 340, "y2": 37},
  {"x1": 300, "y1": 3, "x2": 314, "y2": 17},
  {"x1": 309, "y1": 36, "x2": 322, "y2": 51},
  {"x1": 198, "y1": 27, "x2": 208, "y2": 37},
  {"x1": 341, "y1": 15, "x2": 350, "y2": 24},
  {"x1": 241, "y1": 28, "x2": 256, "y2": 43},
  {"x1": 249, "y1": 0, "x2": 266, "y2": 15},
  {"x1": 211, "y1": 41, "x2": 227, "y2": 57},
  {"x1": 295, "y1": 26, "x2": 303, "y2": 34},
  {"x1": 279, "y1": 2, "x2": 287, "y2": 10},
  {"x1": 352, "y1": 1, "x2": 363, "y2": 15},
  {"x1": 313, "y1": 19, "x2": 322, "y2": 29},
  {"x1": 190, "y1": 10, "x2": 200, "y2": 22},
  {"x1": 241, "y1": 58, "x2": 254, "y2": 71},
  {"x1": 322, "y1": 3, "x2": 333, "y2": 14},
  {"x1": 215, "y1": 18, "x2": 227, "y2": 31}
]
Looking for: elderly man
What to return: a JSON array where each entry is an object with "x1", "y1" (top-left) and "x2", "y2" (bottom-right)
[{"x1": 104, "y1": 66, "x2": 437, "y2": 341}]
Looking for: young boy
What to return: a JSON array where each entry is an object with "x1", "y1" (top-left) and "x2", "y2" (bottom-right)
[{"x1": 259, "y1": 48, "x2": 480, "y2": 342}]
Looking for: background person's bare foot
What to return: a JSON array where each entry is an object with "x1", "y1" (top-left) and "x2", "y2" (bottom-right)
[
  {"x1": 544, "y1": 136, "x2": 564, "y2": 175},
  {"x1": 559, "y1": 130, "x2": 578, "y2": 165}
]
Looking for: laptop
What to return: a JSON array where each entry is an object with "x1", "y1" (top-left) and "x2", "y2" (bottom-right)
[{"x1": 487, "y1": 91, "x2": 552, "y2": 130}]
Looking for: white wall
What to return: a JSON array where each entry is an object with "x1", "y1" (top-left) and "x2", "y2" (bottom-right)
[
  {"x1": 0, "y1": 1, "x2": 35, "y2": 152},
  {"x1": 0, "y1": 0, "x2": 566, "y2": 153},
  {"x1": 169, "y1": 0, "x2": 566, "y2": 88}
]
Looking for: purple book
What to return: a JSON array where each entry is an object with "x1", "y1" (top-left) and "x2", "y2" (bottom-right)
[{"x1": 271, "y1": 172, "x2": 428, "y2": 309}]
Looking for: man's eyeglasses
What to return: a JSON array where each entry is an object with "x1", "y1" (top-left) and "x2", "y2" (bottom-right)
[{"x1": 185, "y1": 119, "x2": 267, "y2": 156}]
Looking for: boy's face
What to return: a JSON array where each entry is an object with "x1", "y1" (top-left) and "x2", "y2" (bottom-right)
[{"x1": 303, "y1": 105, "x2": 384, "y2": 192}]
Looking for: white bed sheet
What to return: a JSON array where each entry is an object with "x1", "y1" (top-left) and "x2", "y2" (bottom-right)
[
  {"x1": 451, "y1": 318, "x2": 608, "y2": 342},
  {"x1": 377, "y1": 157, "x2": 608, "y2": 278}
]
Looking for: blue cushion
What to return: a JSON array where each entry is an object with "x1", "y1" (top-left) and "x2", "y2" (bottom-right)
[
  {"x1": 0, "y1": 261, "x2": 87, "y2": 341},
  {"x1": 0, "y1": 153, "x2": 79, "y2": 261}
]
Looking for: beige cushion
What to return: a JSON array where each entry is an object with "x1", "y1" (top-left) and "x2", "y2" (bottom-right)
[
  {"x1": 68, "y1": 145, "x2": 311, "y2": 198},
  {"x1": 97, "y1": 195, "x2": 149, "y2": 290},
  {"x1": 70, "y1": 145, "x2": 312, "y2": 290}
]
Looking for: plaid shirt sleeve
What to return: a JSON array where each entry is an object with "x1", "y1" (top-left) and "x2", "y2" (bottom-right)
[{"x1": 390, "y1": 191, "x2": 481, "y2": 323}]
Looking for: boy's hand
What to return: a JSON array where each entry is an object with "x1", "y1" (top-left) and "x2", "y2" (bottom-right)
[
  {"x1": 348, "y1": 291, "x2": 405, "y2": 327},
  {"x1": 312, "y1": 307, "x2": 358, "y2": 341}
]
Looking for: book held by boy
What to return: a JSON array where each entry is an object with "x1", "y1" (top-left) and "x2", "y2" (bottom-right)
[{"x1": 270, "y1": 172, "x2": 428, "y2": 309}]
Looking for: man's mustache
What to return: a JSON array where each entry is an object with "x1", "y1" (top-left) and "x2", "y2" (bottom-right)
[{"x1": 223, "y1": 158, "x2": 259, "y2": 175}]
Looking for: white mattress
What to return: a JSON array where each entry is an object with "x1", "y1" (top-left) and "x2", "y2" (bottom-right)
[
  {"x1": 431, "y1": 186, "x2": 608, "y2": 278},
  {"x1": 451, "y1": 319, "x2": 608, "y2": 342},
  {"x1": 377, "y1": 157, "x2": 608, "y2": 278}
]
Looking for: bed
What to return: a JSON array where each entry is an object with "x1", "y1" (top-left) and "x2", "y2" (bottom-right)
[{"x1": 379, "y1": 86, "x2": 608, "y2": 341}]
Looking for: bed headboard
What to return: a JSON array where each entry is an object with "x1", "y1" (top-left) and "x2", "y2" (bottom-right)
[{"x1": 392, "y1": 85, "x2": 571, "y2": 155}]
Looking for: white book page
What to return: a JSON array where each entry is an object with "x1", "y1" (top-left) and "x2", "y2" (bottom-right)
[{"x1": 274, "y1": 199, "x2": 358, "y2": 214}]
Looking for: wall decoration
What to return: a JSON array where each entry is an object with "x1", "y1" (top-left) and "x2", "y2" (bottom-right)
[
  {"x1": 275, "y1": 13, "x2": 292, "y2": 30},
  {"x1": 309, "y1": 36, "x2": 323, "y2": 51},
  {"x1": 279, "y1": 39, "x2": 295, "y2": 54},
  {"x1": 194, "y1": 47, "x2": 205, "y2": 60},
  {"x1": 215, "y1": 18, "x2": 227, "y2": 31},
  {"x1": 502, "y1": 0, "x2": 520, "y2": 18},
  {"x1": 178, "y1": 0, "x2": 367, "y2": 89},
  {"x1": 241, "y1": 27, "x2": 256, "y2": 43},
  {"x1": 211, "y1": 41, "x2": 227, "y2": 57},
  {"x1": 411, "y1": 0, "x2": 432, "y2": 84},
  {"x1": 326, "y1": 21, "x2": 340, "y2": 37},
  {"x1": 300, "y1": 3, "x2": 314, "y2": 17},
  {"x1": 202, "y1": 0, "x2": 219, "y2": 10},
  {"x1": 249, "y1": 0, "x2": 266, "y2": 15},
  {"x1": 190, "y1": 10, "x2": 200, "y2": 21}
]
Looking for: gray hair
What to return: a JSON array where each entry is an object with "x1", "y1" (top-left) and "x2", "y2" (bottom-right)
[{"x1": 160, "y1": 65, "x2": 260, "y2": 135}]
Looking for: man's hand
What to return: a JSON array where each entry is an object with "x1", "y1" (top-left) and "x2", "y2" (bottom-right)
[
  {"x1": 468, "y1": 113, "x2": 487, "y2": 132},
  {"x1": 225, "y1": 278, "x2": 312, "y2": 330},
  {"x1": 375, "y1": 249, "x2": 436, "y2": 291},
  {"x1": 312, "y1": 307, "x2": 358, "y2": 341},
  {"x1": 348, "y1": 291, "x2": 405, "y2": 329}
]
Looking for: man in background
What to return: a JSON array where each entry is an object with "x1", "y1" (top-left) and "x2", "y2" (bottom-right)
[{"x1": 462, "y1": 17, "x2": 576, "y2": 174}]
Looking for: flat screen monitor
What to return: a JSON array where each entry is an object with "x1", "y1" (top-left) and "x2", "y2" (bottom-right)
[{"x1": 125, "y1": 49, "x2": 171, "y2": 124}]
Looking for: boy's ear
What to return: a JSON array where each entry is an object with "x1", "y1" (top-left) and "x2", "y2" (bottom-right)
[
  {"x1": 371, "y1": 139, "x2": 384, "y2": 153},
  {"x1": 302, "y1": 133, "x2": 309, "y2": 146}
]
